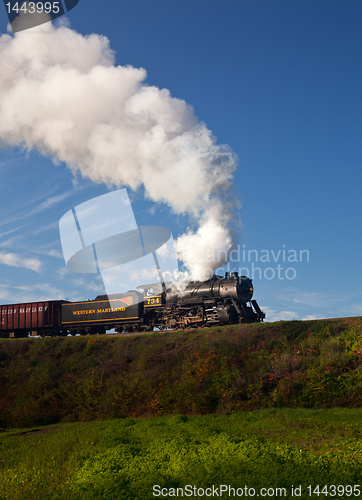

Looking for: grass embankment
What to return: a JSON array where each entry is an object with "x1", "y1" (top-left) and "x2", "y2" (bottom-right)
[
  {"x1": 1, "y1": 317, "x2": 362, "y2": 428},
  {"x1": 1, "y1": 408, "x2": 362, "y2": 500}
]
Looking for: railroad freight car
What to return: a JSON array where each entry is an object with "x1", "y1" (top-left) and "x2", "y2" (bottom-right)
[{"x1": 0, "y1": 301, "x2": 63, "y2": 338}]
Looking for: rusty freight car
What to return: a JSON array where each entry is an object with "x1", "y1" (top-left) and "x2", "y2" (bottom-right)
[{"x1": 0, "y1": 301, "x2": 64, "y2": 338}]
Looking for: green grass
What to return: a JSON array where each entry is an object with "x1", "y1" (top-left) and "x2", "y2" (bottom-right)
[{"x1": 1, "y1": 408, "x2": 362, "y2": 500}]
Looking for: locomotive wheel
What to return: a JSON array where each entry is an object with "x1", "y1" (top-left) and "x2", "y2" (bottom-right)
[
  {"x1": 166, "y1": 318, "x2": 177, "y2": 329},
  {"x1": 142, "y1": 325, "x2": 153, "y2": 331}
]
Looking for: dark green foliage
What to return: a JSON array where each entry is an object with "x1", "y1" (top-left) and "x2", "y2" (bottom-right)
[{"x1": 1, "y1": 317, "x2": 362, "y2": 428}]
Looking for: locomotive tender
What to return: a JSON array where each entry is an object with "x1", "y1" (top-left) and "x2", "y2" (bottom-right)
[{"x1": 0, "y1": 273, "x2": 264, "y2": 338}]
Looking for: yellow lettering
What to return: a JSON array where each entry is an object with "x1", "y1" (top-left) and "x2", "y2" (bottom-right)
[{"x1": 72, "y1": 309, "x2": 97, "y2": 315}]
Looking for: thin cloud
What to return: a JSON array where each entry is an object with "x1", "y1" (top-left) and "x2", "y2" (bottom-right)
[
  {"x1": 261, "y1": 306, "x2": 299, "y2": 322},
  {"x1": 0, "y1": 282, "x2": 66, "y2": 302},
  {"x1": 33, "y1": 246, "x2": 63, "y2": 259},
  {"x1": 0, "y1": 235, "x2": 24, "y2": 248},
  {"x1": 302, "y1": 314, "x2": 320, "y2": 320},
  {"x1": 0, "y1": 157, "x2": 23, "y2": 173},
  {"x1": 32, "y1": 221, "x2": 59, "y2": 234},
  {"x1": 71, "y1": 276, "x2": 105, "y2": 293},
  {"x1": 0, "y1": 252, "x2": 42, "y2": 272},
  {"x1": 276, "y1": 288, "x2": 341, "y2": 307},
  {"x1": 0, "y1": 224, "x2": 28, "y2": 239},
  {"x1": 57, "y1": 266, "x2": 70, "y2": 279},
  {"x1": 41, "y1": 249, "x2": 63, "y2": 259},
  {"x1": 0, "y1": 186, "x2": 77, "y2": 228},
  {"x1": 26, "y1": 191, "x2": 73, "y2": 218}
]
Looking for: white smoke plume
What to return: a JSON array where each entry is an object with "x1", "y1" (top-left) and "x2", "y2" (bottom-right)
[{"x1": 0, "y1": 21, "x2": 237, "y2": 280}]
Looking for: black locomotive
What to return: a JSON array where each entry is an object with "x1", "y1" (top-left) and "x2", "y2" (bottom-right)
[
  {"x1": 137, "y1": 272, "x2": 265, "y2": 332},
  {"x1": 62, "y1": 272, "x2": 264, "y2": 335},
  {"x1": 0, "y1": 273, "x2": 264, "y2": 337}
]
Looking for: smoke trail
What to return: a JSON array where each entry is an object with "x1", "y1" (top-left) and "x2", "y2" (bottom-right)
[{"x1": 0, "y1": 21, "x2": 237, "y2": 280}]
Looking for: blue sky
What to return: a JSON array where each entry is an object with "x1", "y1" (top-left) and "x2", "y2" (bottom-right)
[{"x1": 0, "y1": 0, "x2": 361, "y2": 321}]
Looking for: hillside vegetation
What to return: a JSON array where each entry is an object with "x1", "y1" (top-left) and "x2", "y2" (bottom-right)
[{"x1": 1, "y1": 317, "x2": 362, "y2": 428}]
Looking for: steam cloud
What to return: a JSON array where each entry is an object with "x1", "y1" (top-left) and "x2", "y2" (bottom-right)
[{"x1": 0, "y1": 21, "x2": 237, "y2": 280}]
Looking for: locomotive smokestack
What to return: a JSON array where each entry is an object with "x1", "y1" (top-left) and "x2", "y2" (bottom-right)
[{"x1": 0, "y1": 22, "x2": 237, "y2": 280}]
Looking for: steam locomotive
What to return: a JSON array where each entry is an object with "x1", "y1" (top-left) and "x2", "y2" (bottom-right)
[{"x1": 0, "y1": 273, "x2": 264, "y2": 338}]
